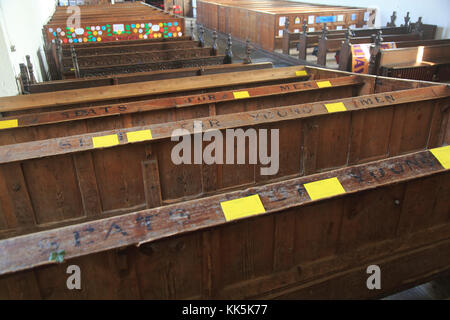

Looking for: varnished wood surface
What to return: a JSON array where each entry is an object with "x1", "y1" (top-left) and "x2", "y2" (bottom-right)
[
  {"x1": 0, "y1": 149, "x2": 448, "y2": 300},
  {"x1": 197, "y1": 0, "x2": 368, "y2": 50},
  {"x1": 0, "y1": 83, "x2": 448, "y2": 241},
  {"x1": 0, "y1": 66, "x2": 448, "y2": 299},
  {"x1": 0, "y1": 76, "x2": 362, "y2": 137},
  {"x1": 0, "y1": 66, "x2": 309, "y2": 111},
  {"x1": 27, "y1": 62, "x2": 274, "y2": 94}
]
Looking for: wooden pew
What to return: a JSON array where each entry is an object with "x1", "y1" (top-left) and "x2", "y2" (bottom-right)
[
  {"x1": 0, "y1": 85, "x2": 447, "y2": 280},
  {"x1": 1, "y1": 149, "x2": 448, "y2": 299},
  {"x1": 48, "y1": 27, "x2": 223, "y2": 79},
  {"x1": 61, "y1": 40, "x2": 201, "y2": 57},
  {"x1": 0, "y1": 75, "x2": 365, "y2": 146},
  {"x1": 0, "y1": 67, "x2": 449, "y2": 299},
  {"x1": 316, "y1": 27, "x2": 423, "y2": 66},
  {"x1": 49, "y1": 37, "x2": 198, "y2": 78},
  {"x1": 197, "y1": 0, "x2": 369, "y2": 51},
  {"x1": 62, "y1": 47, "x2": 217, "y2": 75},
  {"x1": 43, "y1": 2, "x2": 185, "y2": 46},
  {"x1": 76, "y1": 56, "x2": 236, "y2": 78},
  {"x1": 22, "y1": 62, "x2": 274, "y2": 94},
  {"x1": 2, "y1": 66, "x2": 319, "y2": 113},
  {"x1": 0, "y1": 69, "x2": 448, "y2": 239},
  {"x1": 374, "y1": 44, "x2": 450, "y2": 82},
  {"x1": 43, "y1": 2, "x2": 187, "y2": 79},
  {"x1": 284, "y1": 24, "x2": 412, "y2": 55},
  {"x1": 284, "y1": 17, "x2": 437, "y2": 60},
  {"x1": 339, "y1": 37, "x2": 450, "y2": 72}
]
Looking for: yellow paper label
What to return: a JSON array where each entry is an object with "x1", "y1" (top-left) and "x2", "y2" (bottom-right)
[
  {"x1": 317, "y1": 81, "x2": 332, "y2": 88},
  {"x1": 233, "y1": 91, "x2": 250, "y2": 99},
  {"x1": 430, "y1": 146, "x2": 450, "y2": 169},
  {"x1": 324, "y1": 102, "x2": 347, "y2": 113},
  {"x1": 296, "y1": 70, "x2": 308, "y2": 76},
  {"x1": 220, "y1": 194, "x2": 266, "y2": 221},
  {"x1": 92, "y1": 134, "x2": 119, "y2": 149},
  {"x1": 0, "y1": 119, "x2": 18, "y2": 130},
  {"x1": 127, "y1": 129, "x2": 153, "y2": 143},
  {"x1": 304, "y1": 177, "x2": 346, "y2": 201}
]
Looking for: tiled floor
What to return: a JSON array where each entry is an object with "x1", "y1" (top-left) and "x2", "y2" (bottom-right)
[{"x1": 384, "y1": 275, "x2": 450, "y2": 300}]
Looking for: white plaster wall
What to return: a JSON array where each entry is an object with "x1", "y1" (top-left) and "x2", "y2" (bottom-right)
[
  {"x1": 0, "y1": 0, "x2": 57, "y2": 97},
  {"x1": 291, "y1": 0, "x2": 450, "y2": 39},
  {"x1": 0, "y1": 20, "x2": 17, "y2": 96}
]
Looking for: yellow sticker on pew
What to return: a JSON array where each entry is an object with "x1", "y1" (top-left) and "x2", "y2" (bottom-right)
[
  {"x1": 296, "y1": 70, "x2": 308, "y2": 76},
  {"x1": 317, "y1": 81, "x2": 332, "y2": 88},
  {"x1": 220, "y1": 194, "x2": 266, "y2": 222},
  {"x1": 92, "y1": 134, "x2": 119, "y2": 149},
  {"x1": 233, "y1": 91, "x2": 250, "y2": 99},
  {"x1": 304, "y1": 177, "x2": 346, "y2": 201},
  {"x1": 324, "y1": 102, "x2": 347, "y2": 113},
  {"x1": 0, "y1": 119, "x2": 18, "y2": 130},
  {"x1": 430, "y1": 146, "x2": 450, "y2": 169},
  {"x1": 127, "y1": 129, "x2": 153, "y2": 143}
]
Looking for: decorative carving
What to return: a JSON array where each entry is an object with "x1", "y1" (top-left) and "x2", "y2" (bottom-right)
[
  {"x1": 79, "y1": 56, "x2": 226, "y2": 77},
  {"x1": 211, "y1": 31, "x2": 218, "y2": 56},
  {"x1": 375, "y1": 30, "x2": 383, "y2": 46},
  {"x1": 387, "y1": 11, "x2": 397, "y2": 27},
  {"x1": 198, "y1": 25, "x2": 205, "y2": 48},
  {"x1": 26, "y1": 55, "x2": 37, "y2": 84},
  {"x1": 63, "y1": 43, "x2": 195, "y2": 57},
  {"x1": 369, "y1": 31, "x2": 383, "y2": 75},
  {"x1": 63, "y1": 49, "x2": 213, "y2": 69},
  {"x1": 224, "y1": 34, "x2": 233, "y2": 64},
  {"x1": 414, "y1": 17, "x2": 424, "y2": 39},
  {"x1": 19, "y1": 63, "x2": 30, "y2": 94},
  {"x1": 403, "y1": 12, "x2": 411, "y2": 28}
]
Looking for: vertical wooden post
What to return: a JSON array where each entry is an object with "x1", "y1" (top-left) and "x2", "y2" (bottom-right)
[
  {"x1": 317, "y1": 23, "x2": 328, "y2": 66},
  {"x1": 403, "y1": 12, "x2": 411, "y2": 30},
  {"x1": 19, "y1": 63, "x2": 30, "y2": 94},
  {"x1": 211, "y1": 30, "x2": 218, "y2": 56},
  {"x1": 282, "y1": 18, "x2": 290, "y2": 55},
  {"x1": 387, "y1": 11, "x2": 397, "y2": 27},
  {"x1": 25, "y1": 55, "x2": 37, "y2": 84},
  {"x1": 414, "y1": 17, "x2": 424, "y2": 39},
  {"x1": 338, "y1": 29, "x2": 352, "y2": 71},
  {"x1": 369, "y1": 31, "x2": 383, "y2": 75},
  {"x1": 198, "y1": 25, "x2": 205, "y2": 48},
  {"x1": 224, "y1": 34, "x2": 233, "y2": 64},
  {"x1": 298, "y1": 21, "x2": 308, "y2": 61},
  {"x1": 73, "y1": 153, "x2": 102, "y2": 218},
  {"x1": 142, "y1": 145, "x2": 163, "y2": 209}
]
